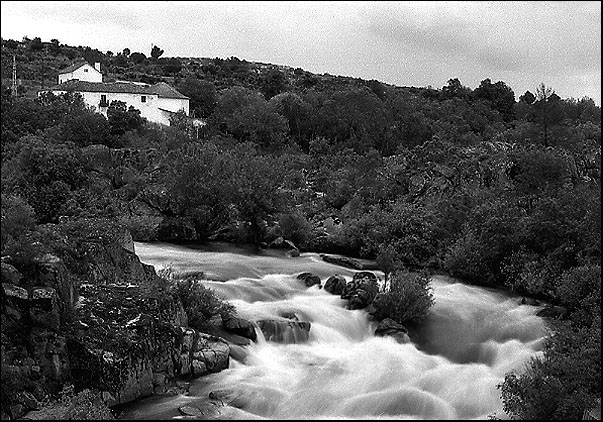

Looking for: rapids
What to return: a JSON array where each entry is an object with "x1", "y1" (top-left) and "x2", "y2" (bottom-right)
[{"x1": 121, "y1": 242, "x2": 547, "y2": 420}]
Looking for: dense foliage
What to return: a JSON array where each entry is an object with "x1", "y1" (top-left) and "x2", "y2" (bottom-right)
[
  {"x1": 1, "y1": 36, "x2": 600, "y2": 419},
  {"x1": 374, "y1": 270, "x2": 435, "y2": 324}
]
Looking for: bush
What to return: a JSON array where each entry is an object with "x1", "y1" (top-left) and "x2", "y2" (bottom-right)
[
  {"x1": 443, "y1": 232, "x2": 494, "y2": 284},
  {"x1": 374, "y1": 269, "x2": 434, "y2": 324},
  {"x1": 33, "y1": 384, "x2": 114, "y2": 420},
  {"x1": 0, "y1": 193, "x2": 36, "y2": 252},
  {"x1": 554, "y1": 264, "x2": 601, "y2": 328},
  {"x1": 278, "y1": 211, "x2": 312, "y2": 248},
  {"x1": 169, "y1": 278, "x2": 234, "y2": 330},
  {"x1": 499, "y1": 320, "x2": 601, "y2": 420},
  {"x1": 500, "y1": 247, "x2": 560, "y2": 297}
]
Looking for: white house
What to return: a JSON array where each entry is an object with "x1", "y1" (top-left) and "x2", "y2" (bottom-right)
[
  {"x1": 58, "y1": 61, "x2": 103, "y2": 84},
  {"x1": 42, "y1": 61, "x2": 189, "y2": 126}
]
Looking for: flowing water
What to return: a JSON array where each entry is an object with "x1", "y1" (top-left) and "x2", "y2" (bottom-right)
[{"x1": 121, "y1": 242, "x2": 548, "y2": 420}]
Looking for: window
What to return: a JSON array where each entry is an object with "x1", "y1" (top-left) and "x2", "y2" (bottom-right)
[
  {"x1": 84, "y1": 68, "x2": 88, "y2": 72},
  {"x1": 141, "y1": 96, "x2": 147, "y2": 103},
  {"x1": 100, "y1": 94, "x2": 108, "y2": 107}
]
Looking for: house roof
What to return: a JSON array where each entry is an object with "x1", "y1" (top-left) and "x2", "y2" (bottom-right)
[
  {"x1": 58, "y1": 61, "x2": 97, "y2": 74},
  {"x1": 44, "y1": 80, "x2": 189, "y2": 99},
  {"x1": 149, "y1": 82, "x2": 189, "y2": 99}
]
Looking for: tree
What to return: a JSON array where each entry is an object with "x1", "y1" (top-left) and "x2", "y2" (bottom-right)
[
  {"x1": 30, "y1": 37, "x2": 43, "y2": 51},
  {"x1": 107, "y1": 100, "x2": 143, "y2": 136},
  {"x1": 7, "y1": 136, "x2": 85, "y2": 223},
  {"x1": 473, "y1": 78, "x2": 516, "y2": 121},
  {"x1": 58, "y1": 109, "x2": 112, "y2": 147},
  {"x1": 533, "y1": 83, "x2": 565, "y2": 147},
  {"x1": 150, "y1": 45, "x2": 164, "y2": 59},
  {"x1": 49, "y1": 38, "x2": 61, "y2": 54},
  {"x1": 177, "y1": 77, "x2": 218, "y2": 118},
  {"x1": 519, "y1": 90, "x2": 536, "y2": 104},
  {"x1": 160, "y1": 57, "x2": 182, "y2": 75},
  {"x1": 269, "y1": 92, "x2": 313, "y2": 150},
  {"x1": 260, "y1": 69, "x2": 288, "y2": 99},
  {"x1": 229, "y1": 144, "x2": 289, "y2": 246},
  {"x1": 211, "y1": 86, "x2": 288, "y2": 148},
  {"x1": 122, "y1": 48, "x2": 130, "y2": 57},
  {"x1": 441, "y1": 78, "x2": 472, "y2": 99},
  {"x1": 129, "y1": 52, "x2": 147, "y2": 65},
  {"x1": 316, "y1": 87, "x2": 387, "y2": 154}
]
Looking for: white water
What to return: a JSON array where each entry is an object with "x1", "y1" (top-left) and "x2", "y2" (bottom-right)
[{"x1": 123, "y1": 242, "x2": 547, "y2": 420}]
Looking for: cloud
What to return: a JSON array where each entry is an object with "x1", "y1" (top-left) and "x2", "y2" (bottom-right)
[{"x1": 1, "y1": 1, "x2": 600, "y2": 103}]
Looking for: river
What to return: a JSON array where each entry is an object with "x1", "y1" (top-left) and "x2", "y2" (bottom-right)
[{"x1": 120, "y1": 241, "x2": 547, "y2": 420}]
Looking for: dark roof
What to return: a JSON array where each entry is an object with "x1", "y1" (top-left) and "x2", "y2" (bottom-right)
[
  {"x1": 58, "y1": 61, "x2": 96, "y2": 74},
  {"x1": 149, "y1": 82, "x2": 189, "y2": 99},
  {"x1": 43, "y1": 80, "x2": 189, "y2": 99}
]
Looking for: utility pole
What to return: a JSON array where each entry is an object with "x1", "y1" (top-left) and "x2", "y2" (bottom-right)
[{"x1": 12, "y1": 54, "x2": 18, "y2": 97}]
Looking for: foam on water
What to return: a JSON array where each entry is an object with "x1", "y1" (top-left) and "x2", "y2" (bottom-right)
[{"x1": 122, "y1": 242, "x2": 547, "y2": 420}]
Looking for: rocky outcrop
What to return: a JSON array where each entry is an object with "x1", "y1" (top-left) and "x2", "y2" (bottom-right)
[
  {"x1": 1, "y1": 262, "x2": 23, "y2": 285},
  {"x1": 520, "y1": 297, "x2": 541, "y2": 306},
  {"x1": 374, "y1": 318, "x2": 410, "y2": 344},
  {"x1": 221, "y1": 313, "x2": 257, "y2": 342},
  {"x1": 536, "y1": 305, "x2": 568, "y2": 319},
  {"x1": 257, "y1": 319, "x2": 311, "y2": 344},
  {"x1": 296, "y1": 272, "x2": 321, "y2": 288},
  {"x1": 341, "y1": 272, "x2": 379, "y2": 310},
  {"x1": 320, "y1": 254, "x2": 379, "y2": 270},
  {"x1": 1, "y1": 220, "x2": 232, "y2": 414},
  {"x1": 324, "y1": 274, "x2": 346, "y2": 295}
]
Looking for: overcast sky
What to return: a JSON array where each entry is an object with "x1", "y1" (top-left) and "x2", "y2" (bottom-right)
[{"x1": 1, "y1": 1, "x2": 600, "y2": 104}]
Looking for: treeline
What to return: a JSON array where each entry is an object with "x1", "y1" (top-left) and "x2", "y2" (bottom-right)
[{"x1": 1, "y1": 36, "x2": 601, "y2": 419}]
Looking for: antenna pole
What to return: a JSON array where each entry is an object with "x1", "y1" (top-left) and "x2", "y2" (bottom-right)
[{"x1": 12, "y1": 55, "x2": 18, "y2": 97}]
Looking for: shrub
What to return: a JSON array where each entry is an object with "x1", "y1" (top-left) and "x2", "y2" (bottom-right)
[
  {"x1": 0, "y1": 193, "x2": 35, "y2": 252},
  {"x1": 500, "y1": 247, "x2": 560, "y2": 297},
  {"x1": 499, "y1": 320, "x2": 601, "y2": 420},
  {"x1": 170, "y1": 278, "x2": 234, "y2": 330},
  {"x1": 554, "y1": 264, "x2": 601, "y2": 328},
  {"x1": 278, "y1": 211, "x2": 312, "y2": 248},
  {"x1": 374, "y1": 269, "x2": 434, "y2": 324},
  {"x1": 443, "y1": 232, "x2": 494, "y2": 284},
  {"x1": 34, "y1": 384, "x2": 114, "y2": 420}
]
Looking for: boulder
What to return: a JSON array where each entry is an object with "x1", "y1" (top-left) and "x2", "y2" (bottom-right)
[
  {"x1": 189, "y1": 332, "x2": 230, "y2": 376},
  {"x1": 15, "y1": 391, "x2": 40, "y2": 411},
  {"x1": 341, "y1": 272, "x2": 379, "y2": 310},
  {"x1": 520, "y1": 297, "x2": 541, "y2": 306},
  {"x1": 352, "y1": 271, "x2": 379, "y2": 284},
  {"x1": 221, "y1": 313, "x2": 257, "y2": 341},
  {"x1": 288, "y1": 249, "x2": 300, "y2": 257},
  {"x1": 30, "y1": 287, "x2": 60, "y2": 332},
  {"x1": 1, "y1": 262, "x2": 23, "y2": 285},
  {"x1": 268, "y1": 237, "x2": 297, "y2": 250},
  {"x1": 32, "y1": 254, "x2": 76, "y2": 313},
  {"x1": 320, "y1": 254, "x2": 365, "y2": 270},
  {"x1": 375, "y1": 318, "x2": 410, "y2": 344},
  {"x1": 2, "y1": 282, "x2": 29, "y2": 301},
  {"x1": 257, "y1": 319, "x2": 311, "y2": 344},
  {"x1": 296, "y1": 272, "x2": 321, "y2": 288},
  {"x1": 536, "y1": 305, "x2": 568, "y2": 319},
  {"x1": 324, "y1": 275, "x2": 346, "y2": 295}
]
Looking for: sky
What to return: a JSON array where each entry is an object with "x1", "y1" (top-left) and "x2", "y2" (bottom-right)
[{"x1": 1, "y1": 1, "x2": 601, "y2": 104}]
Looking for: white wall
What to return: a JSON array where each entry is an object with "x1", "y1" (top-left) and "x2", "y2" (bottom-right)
[
  {"x1": 58, "y1": 63, "x2": 103, "y2": 84},
  {"x1": 48, "y1": 90, "x2": 189, "y2": 126}
]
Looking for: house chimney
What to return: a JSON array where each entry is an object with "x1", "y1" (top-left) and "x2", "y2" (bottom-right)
[{"x1": 94, "y1": 62, "x2": 101, "y2": 72}]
